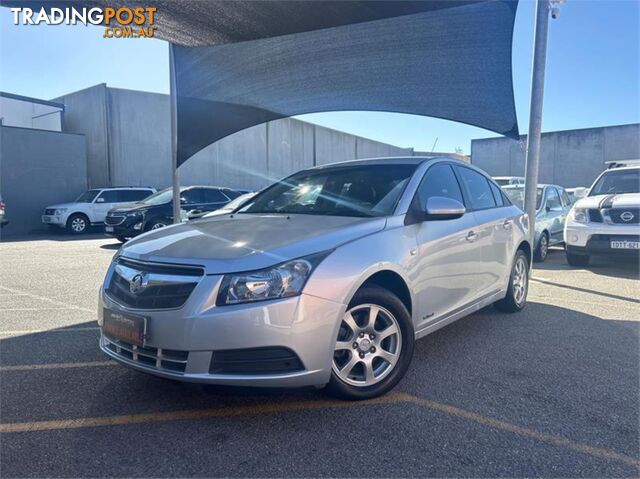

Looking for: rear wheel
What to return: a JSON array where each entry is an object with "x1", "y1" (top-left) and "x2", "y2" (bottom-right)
[
  {"x1": 66, "y1": 214, "x2": 89, "y2": 235},
  {"x1": 534, "y1": 231, "x2": 549, "y2": 262},
  {"x1": 566, "y1": 250, "x2": 590, "y2": 267},
  {"x1": 325, "y1": 286, "x2": 414, "y2": 400},
  {"x1": 494, "y1": 250, "x2": 529, "y2": 313}
]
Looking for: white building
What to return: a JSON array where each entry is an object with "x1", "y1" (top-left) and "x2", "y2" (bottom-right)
[{"x1": 0, "y1": 92, "x2": 64, "y2": 131}]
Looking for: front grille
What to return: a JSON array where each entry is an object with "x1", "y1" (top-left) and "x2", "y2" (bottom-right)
[
  {"x1": 589, "y1": 234, "x2": 640, "y2": 242},
  {"x1": 103, "y1": 334, "x2": 188, "y2": 373},
  {"x1": 608, "y1": 208, "x2": 640, "y2": 225},
  {"x1": 105, "y1": 214, "x2": 126, "y2": 225},
  {"x1": 106, "y1": 258, "x2": 203, "y2": 310},
  {"x1": 210, "y1": 347, "x2": 304, "y2": 375},
  {"x1": 588, "y1": 209, "x2": 603, "y2": 223},
  {"x1": 44, "y1": 208, "x2": 56, "y2": 215}
]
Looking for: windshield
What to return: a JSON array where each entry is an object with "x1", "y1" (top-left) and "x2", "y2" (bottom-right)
[
  {"x1": 140, "y1": 188, "x2": 173, "y2": 206},
  {"x1": 75, "y1": 190, "x2": 100, "y2": 203},
  {"x1": 503, "y1": 187, "x2": 543, "y2": 210},
  {"x1": 590, "y1": 169, "x2": 640, "y2": 196},
  {"x1": 241, "y1": 164, "x2": 417, "y2": 217}
]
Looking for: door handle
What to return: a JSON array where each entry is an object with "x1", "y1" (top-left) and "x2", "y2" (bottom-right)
[
  {"x1": 466, "y1": 230, "x2": 478, "y2": 242},
  {"x1": 503, "y1": 219, "x2": 512, "y2": 230}
]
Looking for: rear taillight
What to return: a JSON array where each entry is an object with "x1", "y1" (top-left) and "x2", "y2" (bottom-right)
[{"x1": 0, "y1": 200, "x2": 5, "y2": 211}]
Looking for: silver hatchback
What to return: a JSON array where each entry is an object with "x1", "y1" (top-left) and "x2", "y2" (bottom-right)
[{"x1": 98, "y1": 158, "x2": 530, "y2": 399}]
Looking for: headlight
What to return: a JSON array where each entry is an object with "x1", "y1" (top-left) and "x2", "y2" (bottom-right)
[
  {"x1": 54, "y1": 208, "x2": 67, "y2": 215},
  {"x1": 217, "y1": 252, "x2": 331, "y2": 305},
  {"x1": 126, "y1": 211, "x2": 143, "y2": 217},
  {"x1": 571, "y1": 208, "x2": 588, "y2": 224}
]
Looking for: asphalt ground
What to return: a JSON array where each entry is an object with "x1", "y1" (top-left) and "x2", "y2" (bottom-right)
[{"x1": 1, "y1": 234, "x2": 638, "y2": 478}]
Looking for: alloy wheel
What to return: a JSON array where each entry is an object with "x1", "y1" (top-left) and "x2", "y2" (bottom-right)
[
  {"x1": 71, "y1": 217, "x2": 86, "y2": 233},
  {"x1": 512, "y1": 256, "x2": 528, "y2": 307},
  {"x1": 332, "y1": 304, "x2": 402, "y2": 387},
  {"x1": 151, "y1": 222, "x2": 166, "y2": 230}
]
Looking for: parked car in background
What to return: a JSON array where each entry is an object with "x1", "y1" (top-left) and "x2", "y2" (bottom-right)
[
  {"x1": 564, "y1": 163, "x2": 640, "y2": 266},
  {"x1": 105, "y1": 186, "x2": 243, "y2": 242},
  {"x1": 494, "y1": 176, "x2": 525, "y2": 187},
  {"x1": 199, "y1": 192, "x2": 256, "y2": 219},
  {"x1": 98, "y1": 157, "x2": 531, "y2": 400},
  {"x1": 566, "y1": 187, "x2": 588, "y2": 204},
  {"x1": 503, "y1": 184, "x2": 571, "y2": 262},
  {"x1": 0, "y1": 194, "x2": 7, "y2": 228},
  {"x1": 42, "y1": 187, "x2": 156, "y2": 234}
]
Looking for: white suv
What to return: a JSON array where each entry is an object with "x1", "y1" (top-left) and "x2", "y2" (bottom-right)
[
  {"x1": 564, "y1": 164, "x2": 640, "y2": 266},
  {"x1": 42, "y1": 187, "x2": 155, "y2": 234}
]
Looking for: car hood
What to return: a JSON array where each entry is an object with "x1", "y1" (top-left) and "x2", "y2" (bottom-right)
[
  {"x1": 119, "y1": 214, "x2": 387, "y2": 274},
  {"x1": 45, "y1": 202, "x2": 81, "y2": 210},
  {"x1": 574, "y1": 193, "x2": 640, "y2": 209},
  {"x1": 108, "y1": 203, "x2": 150, "y2": 213}
]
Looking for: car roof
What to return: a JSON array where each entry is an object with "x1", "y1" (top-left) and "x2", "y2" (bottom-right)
[
  {"x1": 310, "y1": 156, "x2": 436, "y2": 169},
  {"x1": 93, "y1": 186, "x2": 155, "y2": 190}
]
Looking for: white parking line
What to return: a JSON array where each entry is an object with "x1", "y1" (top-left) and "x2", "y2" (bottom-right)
[
  {"x1": 0, "y1": 327, "x2": 100, "y2": 336},
  {"x1": 0, "y1": 361, "x2": 115, "y2": 372},
  {"x1": 0, "y1": 285, "x2": 94, "y2": 313}
]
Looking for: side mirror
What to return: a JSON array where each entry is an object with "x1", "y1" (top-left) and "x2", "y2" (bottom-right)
[
  {"x1": 96, "y1": 197, "x2": 105, "y2": 203},
  {"x1": 423, "y1": 197, "x2": 466, "y2": 221}
]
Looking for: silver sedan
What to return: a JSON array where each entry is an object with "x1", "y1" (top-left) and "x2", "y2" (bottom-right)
[{"x1": 98, "y1": 157, "x2": 530, "y2": 399}]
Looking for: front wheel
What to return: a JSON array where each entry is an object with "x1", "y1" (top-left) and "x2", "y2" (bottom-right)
[
  {"x1": 566, "y1": 250, "x2": 590, "y2": 267},
  {"x1": 494, "y1": 250, "x2": 529, "y2": 313},
  {"x1": 325, "y1": 286, "x2": 414, "y2": 400},
  {"x1": 66, "y1": 214, "x2": 89, "y2": 235},
  {"x1": 534, "y1": 232, "x2": 549, "y2": 262},
  {"x1": 146, "y1": 220, "x2": 168, "y2": 231}
]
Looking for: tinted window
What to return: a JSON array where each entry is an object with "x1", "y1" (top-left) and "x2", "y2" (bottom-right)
[
  {"x1": 96, "y1": 190, "x2": 119, "y2": 203},
  {"x1": 489, "y1": 182, "x2": 505, "y2": 207},
  {"x1": 75, "y1": 190, "x2": 100, "y2": 203},
  {"x1": 201, "y1": 189, "x2": 230, "y2": 203},
  {"x1": 119, "y1": 190, "x2": 152, "y2": 202},
  {"x1": 416, "y1": 164, "x2": 464, "y2": 206},
  {"x1": 243, "y1": 164, "x2": 417, "y2": 217},
  {"x1": 457, "y1": 167, "x2": 496, "y2": 210},
  {"x1": 181, "y1": 189, "x2": 203, "y2": 205},
  {"x1": 545, "y1": 187, "x2": 561, "y2": 209},
  {"x1": 559, "y1": 188, "x2": 570, "y2": 207}
]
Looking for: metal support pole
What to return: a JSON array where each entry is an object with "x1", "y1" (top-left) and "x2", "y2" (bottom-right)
[
  {"x1": 169, "y1": 43, "x2": 181, "y2": 224},
  {"x1": 524, "y1": 0, "x2": 551, "y2": 247}
]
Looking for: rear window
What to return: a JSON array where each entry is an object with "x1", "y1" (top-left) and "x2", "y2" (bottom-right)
[
  {"x1": 202, "y1": 189, "x2": 230, "y2": 203},
  {"x1": 457, "y1": 167, "x2": 496, "y2": 210}
]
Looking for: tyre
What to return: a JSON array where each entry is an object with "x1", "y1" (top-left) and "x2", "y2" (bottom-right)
[
  {"x1": 325, "y1": 286, "x2": 414, "y2": 400},
  {"x1": 494, "y1": 250, "x2": 529, "y2": 313},
  {"x1": 66, "y1": 214, "x2": 89, "y2": 235},
  {"x1": 533, "y1": 231, "x2": 549, "y2": 262},
  {"x1": 147, "y1": 219, "x2": 168, "y2": 231},
  {"x1": 566, "y1": 250, "x2": 590, "y2": 267},
  {"x1": 116, "y1": 236, "x2": 128, "y2": 243}
]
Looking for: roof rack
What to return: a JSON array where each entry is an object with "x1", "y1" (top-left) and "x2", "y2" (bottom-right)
[{"x1": 605, "y1": 159, "x2": 640, "y2": 169}]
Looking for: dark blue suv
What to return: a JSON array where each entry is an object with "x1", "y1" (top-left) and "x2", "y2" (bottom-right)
[{"x1": 104, "y1": 186, "x2": 247, "y2": 242}]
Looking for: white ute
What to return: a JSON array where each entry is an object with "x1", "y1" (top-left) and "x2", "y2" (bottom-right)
[{"x1": 564, "y1": 162, "x2": 640, "y2": 266}]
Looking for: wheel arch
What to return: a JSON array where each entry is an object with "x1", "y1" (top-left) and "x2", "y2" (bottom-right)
[
  {"x1": 354, "y1": 269, "x2": 413, "y2": 318},
  {"x1": 66, "y1": 211, "x2": 89, "y2": 226},
  {"x1": 517, "y1": 239, "x2": 532, "y2": 266}
]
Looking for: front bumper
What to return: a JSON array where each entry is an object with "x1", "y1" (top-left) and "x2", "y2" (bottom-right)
[
  {"x1": 104, "y1": 216, "x2": 143, "y2": 238},
  {"x1": 41, "y1": 214, "x2": 66, "y2": 226},
  {"x1": 565, "y1": 220, "x2": 640, "y2": 256},
  {"x1": 98, "y1": 275, "x2": 345, "y2": 388}
]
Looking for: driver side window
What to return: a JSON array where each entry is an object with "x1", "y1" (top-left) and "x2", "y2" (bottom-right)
[
  {"x1": 416, "y1": 164, "x2": 464, "y2": 207},
  {"x1": 546, "y1": 187, "x2": 561, "y2": 210}
]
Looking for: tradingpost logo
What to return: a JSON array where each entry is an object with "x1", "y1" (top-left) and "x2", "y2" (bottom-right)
[{"x1": 9, "y1": 6, "x2": 157, "y2": 39}]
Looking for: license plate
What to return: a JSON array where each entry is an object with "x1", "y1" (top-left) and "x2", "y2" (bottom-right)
[
  {"x1": 102, "y1": 309, "x2": 146, "y2": 346},
  {"x1": 611, "y1": 240, "x2": 640, "y2": 250},
  {"x1": 105, "y1": 226, "x2": 114, "y2": 232}
]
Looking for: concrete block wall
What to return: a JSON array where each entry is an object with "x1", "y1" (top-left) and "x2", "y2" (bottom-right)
[
  {"x1": 0, "y1": 126, "x2": 87, "y2": 236},
  {"x1": 56, "y1": 85, "x2": 414, "y2": 192},
  {"x1": 471, "y1": 124, "x2": 640, "y2": 188}
]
